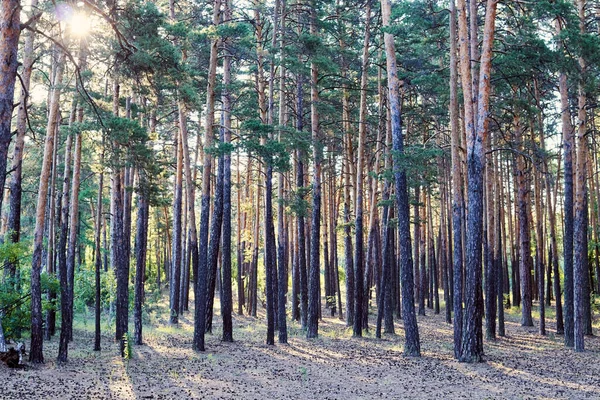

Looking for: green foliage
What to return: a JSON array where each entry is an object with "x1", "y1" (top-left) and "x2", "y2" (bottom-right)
[{"x1": 73, "y1": 267, "x2": 116, "y2": 314}]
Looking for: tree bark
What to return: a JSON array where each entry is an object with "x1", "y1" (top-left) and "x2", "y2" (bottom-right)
[
  {"x1": 30, "y1": 48, "x2": 65, "y2": 364},
  {"x1": 381, "y1": 0, "x2": 420, "y2": 357}
]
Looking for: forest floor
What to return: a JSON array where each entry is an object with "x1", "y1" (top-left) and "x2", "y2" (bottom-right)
[{"x1": 1, "y1": 295, "x2": 599, "y2": 399}]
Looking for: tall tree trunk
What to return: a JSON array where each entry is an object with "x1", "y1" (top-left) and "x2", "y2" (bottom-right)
[
  {"x1": 276, "y1": 0, "x2": 289, "y2": 344},
  {"x1": 133, "y1": 174, "x2": 150, "y2": 345},
  {"x1": 58, "y1": 103, "x2": 83, "y2": 362},
  {"x1": 94, "y1": 157, "x2": 104, "y2": 351},
  {"x1": 555, "y1": 17, "x2": 575, "y2": 349},
  {"x1": 381, "y1": 0, "x2": 420, "y2": 357},
  {"x1": 170, "y1": 134, "x2": 183, "y2": 324},
  {"x1": 194, "y1": 0, "x2": 221, "y2": 352},
  {"x1": 220, "y1": 0, "x2": 233, "y2": 341},
  {"x1": 5, "y1": 0, "x2": 37, "y2": 281},
  {"x1": 449, "y1": 0, "x2": 464, "y2": 359},
  {"x1": 0, "y1": 0, "x2": 21, "y2": 216},
  {"x1": 515, "y1": 115, "x2": 534, "y2": 327},
  {"x1": 573, "y1": 0, "x2": 587, "y2": 352},
  {"x1": 307, "y1": 3, "x2": 321, "y2": 340},
  {"x1": 457, "y1": 0, "x2": 498, "y2": 363},
  {"x1": 30, "y1": 48, "x2": 65, "y2": 364},
  {"x1": 353, "y1": 0, "x2": 372, "y2": 337}
]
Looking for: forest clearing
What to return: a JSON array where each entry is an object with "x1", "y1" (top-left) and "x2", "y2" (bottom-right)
[
  {"x1": 2, "y1": 296, "x2": 599, "y2": 399},
  {"x1": 2, "y1": 0, "x2": 600, "y2": 398}
]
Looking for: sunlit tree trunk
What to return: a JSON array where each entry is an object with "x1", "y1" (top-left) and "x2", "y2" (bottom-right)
[
  {"x1": 30, "y1": 48, "x2": 65, "y2": 364},
  {"x1": 449, "y1": 0, "x2": 464, "y2": 358},
  {"x1": 5, "y1": 0, "x2": 37, "y2": 281},
  {"x1": 457, "y1": 0, "x2": 498, "y2": 363},
  {"x1": 0, "y1": 0, "x2": 21, "y2": 216}
]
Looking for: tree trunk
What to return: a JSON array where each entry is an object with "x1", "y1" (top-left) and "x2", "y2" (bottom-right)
[
  {"x1": 134, "y1": 178, "x2": 149, "y2": 345},
  {"x1": 449, "y1": 0, "x2": 464, "y2": 358},
  {"x1": 307, "y1": 4, "x2": 321, "y2": 340},
  {"x1": 457, "y1": 0, "x2": 498, "y2": 363},
  {"x1": 194, "y1": 0, "x2": 220, "y2": 352},
  {"x1": 94, "y1": 162, "x2": 104, "y2": 351},
  {"x1": 353, "y1": 0, "x2": 372, "y2": 337},
  {"x1": 573, "y1": 0, "x2": 587, "y2": 352},
  {"x1": 0, "y1": 0, "x2": 21, "y2": 216},
  {"x1": 30, "y1": 48, "x2": 65, "y2": 364},
  {"x1": 381, "y1": 0, "x2": 420, "y2": 357},
  {"x1": 220, "y1": 0, "x2": 233, "y2": 340}
]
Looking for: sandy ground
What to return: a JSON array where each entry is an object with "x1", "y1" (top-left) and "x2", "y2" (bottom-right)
[{"x1": 1, "y1": 301, "x2": 599, "y2": 400}]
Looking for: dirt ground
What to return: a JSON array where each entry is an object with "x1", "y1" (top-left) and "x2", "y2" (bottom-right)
[{"x1": 1, "y1": 301, "x2": 599, "y2": 400}]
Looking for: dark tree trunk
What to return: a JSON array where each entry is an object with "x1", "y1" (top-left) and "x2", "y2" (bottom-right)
[
  {"x1": 382, "y1": 0, "x2": 420, "y2": 357},
  {"x1": 134, "y1": 187, "x2": 149, "y2": 345},
  {"x1": 170, "y1": 137, "x2": 183, "y2": 324},
  {"x1": 206, "y1": 151, "x2": 224, "y2": 333},
  {"x1": 220, "y1": 1, "x2": 233, "y2": 341},
  {"x1": 94, "y1": 168, "x2": 104, "y2": 351},
  {"x1": 307, "y1": 5, "x2": 321, "y2": 339}
]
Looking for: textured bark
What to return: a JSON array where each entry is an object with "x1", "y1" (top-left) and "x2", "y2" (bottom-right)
[
  {"x1": 515, "y1": 116, "x2": 533, "y2": 327},
  {"x1": 457, "y1": 0, "x2": 498, "y2": 363},
  {"x1": 58, "y1": 109, "x2": 83, "y2": 362},
  {"x1": 353, "y1": 0, "x2": 371, "y2": 337},
  {"x1": 573, "y1": 0, "x2": 587, "y2": 352},
  {"x1": 220, "y1": 0, "x2": 233, "y2": 342},
  {"x1": 0, "y1": 0, "x2": 21, "y2": 217},
  {"x1": 206, "y1": 152, "x2": 224, "y2": 333},
  {"x1": 57, "y1": 102, "x2": 76, "y2": 360},
  {"x1": 94, "y1": 166, "x2": 104, "y2": 351},
  {"x1": 5, "y1": 0, "x2": 37, "y2": 281},
  {"x1": 296, "y1": 80, "x2": 308, "y2": 330},
  {"x1": 31, "y1": 49, "x2": 65, "y2": 364},
  {"x1": 553, "y1": 18, "x2": 575, "y2": 348},
  {"x1": 194, "y1": 0, "x2": 220, "y2": 352},
  {"x1": 341, "y1": 88, "x2": 354, "y2": 328},
  {"x1": 111, "y1": 81, "x2": 128, "y2": 343},
  {"x1": 484, "y1": 129, "x2": 496, "y2": 340},
  {"x1": 276, "y1": 0, "x2": 289, "y2": 343},
  {"x1": 134, "y1": 186, "x2": 149, "y2": 345},
  {"x1": 307, "y1": 4, "x2": 321, "y2": 339},
  {"x1": 381, "y1": 0, "x2": 420, "y2": 357},
  {"x1": 449, "y1": 0, "x2": 464, "y2": 359},
  {"x1": 170, "y1": 137, "x2": 183, "y2": 324}
]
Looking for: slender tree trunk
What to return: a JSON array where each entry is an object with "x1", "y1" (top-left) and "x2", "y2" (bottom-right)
[
  {"x1": 555, "y1": 17, "x2": 575, "y2": 348},
  {"x1": 170, "y1": 135, "x2": 183, "y2": 324},
  {"x1": 194, "y1": 0, "x2": 221, "y2": 352},
  {"x1": 94, "y1": 159, "x2": 104, "y2": 351},
  {"x1": 220, "y1": 0, "x2": 233, "y2": 340},
  {"x1": 0, "y1": 0, "x2": 21, "y2": 216},
  {"x1": 5, "y1": 0, "x2": 37, "y2": 282},
  {"x1": 353, "y1": 0, "x2": 372, "y2": 337},
  {"x1": 30, "y1": 48, "x2": 65, "y2": 364},
  {"x1": 307, "y1": 4, "x2": 321, "y2": 340},
  {"x1": 573, "y1": 0, "x2": 587, "y2": 352},
  {"x1": 58, "y1": 104, "x2": 83, "y2": 362},
  {"x1": 134, "y1": 177, "x2": 149, "y2": 345},
  {"x1": 449, "y1": 0, "x2": 464, "y2": 358},
  {"x1": 276, "y1": 0, "x2": 289, "y2": 343}
]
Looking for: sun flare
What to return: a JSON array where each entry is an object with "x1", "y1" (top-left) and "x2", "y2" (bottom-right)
[{"x1": 68, "y1": 12, "x2": 91, "y2": 38}]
